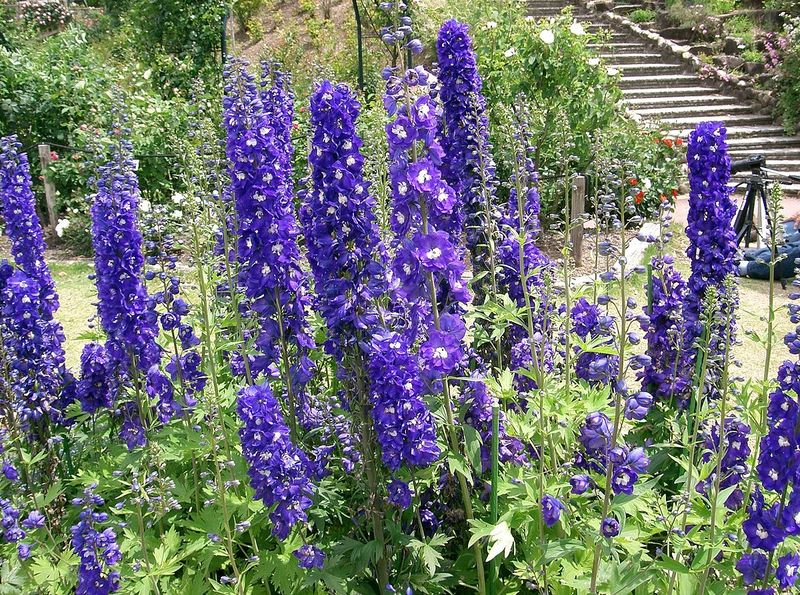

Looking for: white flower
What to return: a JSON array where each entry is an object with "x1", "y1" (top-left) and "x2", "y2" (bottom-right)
[
  {"x1": 484, "y1": 20, "x2": 498, "y2": 30},
  {"x1": 588, "y1": 57, "x2": 600, "y2": 66},
  {"x1": 140, "y1": 199, "x2": 151, "y2": 213},
  {"x1": 570, "y1": 21, "x2": 585, "y2": 36},
  {"x1": 172, "y1": 192, "x2": 185, "y2": 204},
  {"x1": 539, "y1": 29, "x2": 555, "y2": 44},
  {"x1": 172, "y1": 209, "x2": 183, "y2": 219},
  {"x1": 504, "y1": 47, "x2": 517, "y2": 58},
  {"x1": 55, "y1": 218, "x2": 70, "y2": 238},
  {"x1": 644, "y1": 178, "x2": 652, "y2": 189},
  {"x1": 607, "y1": 67, "x2": 619, "y2": 76}
]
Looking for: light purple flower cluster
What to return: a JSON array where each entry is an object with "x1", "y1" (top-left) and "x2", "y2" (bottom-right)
[
  {"x1": 684, "y1": 122, "x2": 737, "y2": 347},
  {"x1": 436, "y1": 19, "x2": 495, "y2": 253},
  {"x1": 697, "y1": 416, "x2": 750, "y2": 510},
  {"x1": 571, "y1": 298, "x2": 619, "y2": 385},
  {"x1": 301, "y1": 80, "x2": 385, "y2": 359},
  {"x1": 70, "y1": 486, "x2": 122, "y2": 595},
  {"x1": 223, "y1": 57, "x2": 314, "y2": 382},
  {"x1": 236, "y1": 383, "x2": 314, "y2": 540},
  {"x1": 640, "y1": 256, "x2": 692, "y2": 405},
  {"x1": 0, "y1": 136, "x2": 68, "y2": 424},
  {"x1": 367, "y1": 331, "x2": 440, "y2": 472}
]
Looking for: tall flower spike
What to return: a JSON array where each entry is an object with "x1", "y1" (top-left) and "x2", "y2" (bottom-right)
[
  {"x1": 223, "y1": 57, "x2": 314, "y2": 387},
  {"x1": 640, "y1": 256, "x2": 692, "y2": 404},
  {"x1": 684, "y1": 121, "x2": 737, "y2": 347},
  {"x1": 301, "y1": 80, "x2": 386, "y2": 360},
  {"x1": 0, "y1": 136, "x2": 68, "y2": 424},
  {"x1": 436, "y1": 19, "x2": 495, "y2": 254},
  {"x1": 90, "y1": 124, "x2": 160, "y2": 374},
  {"x1": 237, "y1": 383, "x2": 314, "y2": 540}
]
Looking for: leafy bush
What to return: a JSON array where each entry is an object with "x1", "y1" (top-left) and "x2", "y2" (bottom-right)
[
  {"x1": 777, "y1": 15, "x2": 800, "y2": 133},
  {"x1": 18, "y1": 0, "x2": 69, "y2": 31},
  {"x1": 629, "y1": 8, "x2": 657, "y2": 23}
]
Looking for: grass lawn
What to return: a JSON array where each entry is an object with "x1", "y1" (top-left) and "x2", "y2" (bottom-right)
[{"x1": 49, "y1": 259, "x2": 96, "y2": 369}]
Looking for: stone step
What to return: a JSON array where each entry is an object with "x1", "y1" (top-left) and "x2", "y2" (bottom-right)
[
  {"x1": 664, "y1": 128, "x2": 800, "y2": 144},
  {"x1": 621, "y1": 85, "x2": 717, "y2": 97},
  {"x1": 588, "y1": 42, "x2": 649, "y2": 49},
  {"x1": 609, "y1": 62, "x2": 685, "y2": 73},
  {"x1": 622, "y1": 94, "x2": 740, "y2": 107},
  {"x1": 618, "y1": 74, "x2": 701, "y2": 88},
  {"x1": 599, "y1": 52, "x2": 663, "y2": 63},
  {"x1": 654, "y1": 113, "x2": 773, "y2": 128},
  {"x1": 631, "y1": 103, "x2": 758, "y2": 117}
]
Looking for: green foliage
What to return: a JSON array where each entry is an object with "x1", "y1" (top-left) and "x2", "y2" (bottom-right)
[
  {"x1": 629, "y1": 8, "x2": 657, "y2": 23},
  {"x1": 777, "y1": 35, "x2": 800, "y2": 134}
]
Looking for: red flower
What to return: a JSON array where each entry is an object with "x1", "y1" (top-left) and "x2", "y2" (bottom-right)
[
  {"x1": 50, "y1": 151, "x2": 59, "y2": 161},
  {"x1": 629, "y1": 178, "x2": 638, "y2": 186},
  {"x1": 671, "y1": 188, "x2": 678, "y2": 198},
  {"x1": 659, "y1": 194, "x2": 667, "y2": 203},
  {"x1": 635, "y1": 191, "x2": 644, "y2": 204},
  {"x1": 663, "y1": 139, "x2": 673, "y2": 148},
  {"x1": 675, "y1": 138, "x2": 683, "y2": 146}
]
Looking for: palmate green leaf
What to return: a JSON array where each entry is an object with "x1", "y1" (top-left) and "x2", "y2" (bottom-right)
[
  {"x1": 408, "y1": 537, "x2": 448, "y2": 577},
  {"x1": 541, "y1": 539, "x2": 585, "y2": 563},
  {"x1": 486, "y1": 521, "x2": 514, "y2": 562}
]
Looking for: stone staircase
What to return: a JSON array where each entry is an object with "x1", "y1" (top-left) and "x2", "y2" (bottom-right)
[{"x1": 526, "y1": 0, "x2": 800, "y2": 194}]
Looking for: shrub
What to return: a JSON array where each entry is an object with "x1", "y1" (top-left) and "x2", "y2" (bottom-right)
[{"x1": 629, "y1": 8, "x2": 657, "y2": 23}]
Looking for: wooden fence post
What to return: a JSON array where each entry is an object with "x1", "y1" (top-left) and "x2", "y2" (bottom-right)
[
  {"x1": 570, "y1": 174, "x2": 586, "y2": 267},
  {"x1": 37, "y1": 144, "x2": 58, "y2": 230}
]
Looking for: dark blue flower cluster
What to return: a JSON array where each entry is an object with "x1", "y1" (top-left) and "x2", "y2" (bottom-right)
[
  {"x1": 367, "y1": 331, "x2": 440, "y2": 472},
  {"x1": 0, "y1": 136, "x2": 68, "y2": 425},
  {"x1": 639, "y1": 256, "x2": 692, "y2": 404},
  {"x1": 436, "y1": 19, "x2": 495, "y2": 254},
  {"x1": 571, "y1": 298, "x2": 619, "y2": 385},
  {"x1": 236, "y1": 383, "x2": 314, "y2": 540},
  {"x1": 76, "y1": 343, "x2": 115, "y2": 413},
  {"x1": 293, "y1": 543, "x2": 325, "y2": 570},
  {"x1": 90, "y1": 127, "x2": 160, "y2": 375},
  {"x1": 70, "y1": 485, "x2": 122, "y2": 595},
  {"x1": 684, "y1": 122, "x2": 737, "y2": 348},
  {"x1": 575, "y1": 412, "x2": 649, "y2": 506},
  {"x1": 697, "y1": 416, "x2": 750, "y2": 509},
  {"x1": 301, "y1": 80, "x2": 385, "y2": 360},
  {"x1": 223, "y1": 57, "x2": 314, "y2": 381}
]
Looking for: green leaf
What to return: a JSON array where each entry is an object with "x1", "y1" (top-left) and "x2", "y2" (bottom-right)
[{"x1": 486, "y1": 521, "x2": 514, "y2": 561}]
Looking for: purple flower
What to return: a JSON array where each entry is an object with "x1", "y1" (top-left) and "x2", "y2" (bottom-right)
[
  {"x1": 571, "y1": 298, "x2": 619, "y2": 386},
  {"x1": 76, "y1": 343, "x2": 115, "y2": 413},
  {"x1": 236, "y1": 383, "x2": 314, "y2": 540},
  {"x1": 601, "y1": 517, "x2": 620, "y2": 538},
  {"x1": 684, "y1": 122, "x2": 737, "y2": 360},
  {"x1": 640, "y1": 257, "x2": 692, "y2": 404},
  {"x1": 293, "y1": 544, "x2": 325, "y2": 570},
  {"x1": 436, "y1": 20, "x2": 495, "y2": 254},
  {"x1": 743, "y1": 491, "x2": 784, "y2": 551},
  {"x1": 367, "y1": 331, "x2": 440, "y2": 471},
  {"x1": 579, "y1": 412, "x2": 612, "y2": 452},
  {"x1": 2, "y1": 461, "x2": 18, "y2": 482},
  {"x1": 737, "y1": 552, "x2": 769, "y2": 585},
  {"x1": 224, "y1": 57, "x2": 314, "y2": 386},
  {"x1": 777, "y1": 552, "x2": 800, "y2": 588},
  {"x1": 387, "y1": 479, "x2": 413, "y2": 509},
  {"x1": 570, "y1": 474, "x2": 591, "y2": 495},
  {"x1": 419, "y1": 327, "x2": 462, "y2": 376},
  {"x1": 541, "y1": 495, "x2": 565, "y2": 527},
  {"x1": 17, "y1": 542, "x2": 30, "y2": 560},
  {"x1": 21, "y1": 511, "x2": 45, "y2": 530},
  {"x1": 611, "y1": 467, "x2": 638, "y2": 495},
  {"x1": 0, "y1": 136, "x2": 67, "y2": 424},
  {"x1": 70, "y1": 486, "x2": 122, "y2": 595},
  {"x1": 301, "y1": 80, "x2": 386, "y2": 361},
  {"x1": 624, "y1": 392, "x2": 653, "y2": 420}
]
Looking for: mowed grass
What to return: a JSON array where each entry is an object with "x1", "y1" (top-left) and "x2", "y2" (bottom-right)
[{"x1": 50, "y1": 260, "x2": 96, "y2": 369}]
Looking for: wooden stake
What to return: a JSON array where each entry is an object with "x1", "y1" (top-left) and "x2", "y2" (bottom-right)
[
  {"x1": 37, "y1": 145, "x2": 58, "y2": 230},
  {"x1": 570, "y1": 175, "x2": 586, "y2": 266}
]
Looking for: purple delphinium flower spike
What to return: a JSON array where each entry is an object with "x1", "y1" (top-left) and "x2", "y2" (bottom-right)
[
  {"x1": 0, "y1": 136, "x2": 69, "y2": 424},
  {"x1": 571, "y1": 298, "x2": 619, "y2": 386},
  {"x1": 236, "y1": 383, "x2": 314, "y2": 540},
  {"x1": 684, "y1": 122, "x2": 737, "y2": 357},
  {"x1": 436, "y1": 19, "x2": 494, "y2": 254},
  {"x1": 223, "y1": 58, "x2": 314, "y2": 414},
  {"x1": 70, "y1": 485, "x2": 122, "y2": 595}
]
